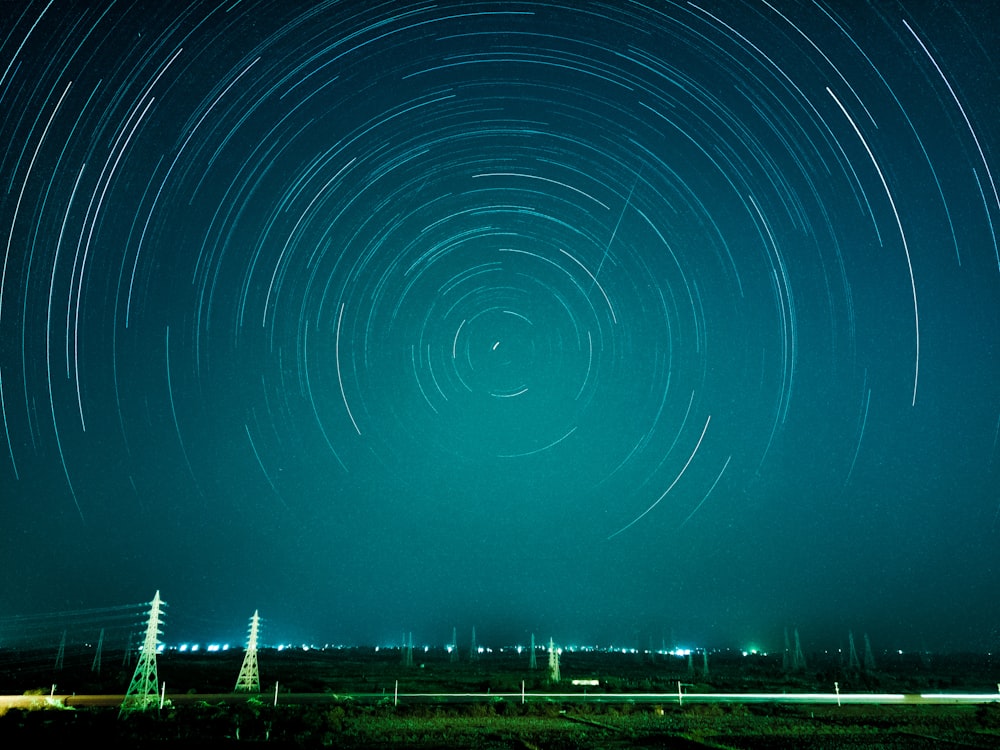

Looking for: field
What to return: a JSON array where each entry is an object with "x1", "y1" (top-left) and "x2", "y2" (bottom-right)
[{"x1": 1, "y1": 645, "x2": 998, "y2": 748}]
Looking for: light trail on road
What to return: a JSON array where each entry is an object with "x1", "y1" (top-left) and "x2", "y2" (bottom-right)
[{"x1": 3, "y1": 689, "x2": 998, "y2": 711}]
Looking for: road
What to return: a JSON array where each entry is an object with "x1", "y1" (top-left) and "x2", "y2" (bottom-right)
[{"x1": 2, "y1": 688, "x2": 998, "y2": 710}]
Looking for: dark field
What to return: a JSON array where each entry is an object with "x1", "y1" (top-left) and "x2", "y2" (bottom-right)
[{"x1": 1, "y1": 646, "x2": 998, "y2": 748}]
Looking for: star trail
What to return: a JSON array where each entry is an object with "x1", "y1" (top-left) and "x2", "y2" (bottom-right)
[{"x1": 1, "y1": 1, "x2": 998, "y2": 651}]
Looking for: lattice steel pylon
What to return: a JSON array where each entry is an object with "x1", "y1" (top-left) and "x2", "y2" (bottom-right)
[
  {"x1": 547, "y1": 638, "x2": 560, "y2": 683},
  {"x1": 793, "y1": 628, "x2": 806, "y2": 671},
  {"x1": 848, "y1": 630, "x2": 860, "y2": 671},
  {"x1": 863, "y1": 632, "x2": 876, "y2": 673},
  {"x1": 92, "y1": 627, "x2": 104, "y2": 674},
  {"x1": 234, "y1": 610, "x2": 261, "y2": 692},
  {"x1": 403, "y1": 631, "x2": 414, "y2": 668},
  {"x1": 54, "y1": 630, "x2": 66, "y2": 670},
  {"x1": 119, "y1": 591, "x2": 165, "y2": 718}
]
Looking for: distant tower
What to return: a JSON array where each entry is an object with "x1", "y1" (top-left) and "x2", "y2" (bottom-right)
[
  {"x1": 120, "y1": 591, "x2": 165, "y2": 717},
  {"x1": 547, "y1": 638, "x2": 560, "y2": 683},
  {"x1": 848, "y1": 631, "x2": 860, "y2": 671},
  {"x1": 686, "y1": 652, "x2": 694, "y2": 675},
  {"x1": 92, "y1": 628, "x2": 105, "y2": 674},
  {"x1": 782, "y1": 628, "x2": 791, "y2": 672},
  {"x1": 793, "y1": 628, "x2": 806, "y2": 671},
  {"x1": 54, "y1": 630, "x2": 66, "y2": 671},
  {"x1": 469, "y1": 626, "x2": 478, "y2": 662},
  {"x1": 234, "y1": 610, "x2": 261, "y2": 692},
  {"x1": 701, "y1": 649, "x2": 709, "y2": 677},
  {"x1": 403, "y1": 632, "x2": 414, "y2": 668},
  {"x1": 122, "y1": 631, "x2": 135, "y2": 668},
  {"x1": 529, "y1": 633, "x2": 537, "y2": 669},
  {"x1": 863, "y1": 633, "x2": 875, "y2": 673},
  {"x1": 450, "y1": 627, "x2": 458, "y2": 663}
]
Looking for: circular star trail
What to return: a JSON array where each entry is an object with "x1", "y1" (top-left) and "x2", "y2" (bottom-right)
[{"x1": 1, "y1": 1, "x2": 998, "y2": 645}]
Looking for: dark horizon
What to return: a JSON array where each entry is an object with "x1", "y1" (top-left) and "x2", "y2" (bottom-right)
[
  {"x1": 0, "y1": 594, "x2": 990, "y2": 659},
  {"x1": 1, "y1": 1, "x2": 998, "y2": 657}
]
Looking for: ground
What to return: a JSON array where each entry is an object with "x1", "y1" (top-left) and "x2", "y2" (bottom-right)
[{"x1": 1, "y1": 646, "x2": 997, "y2": 748}]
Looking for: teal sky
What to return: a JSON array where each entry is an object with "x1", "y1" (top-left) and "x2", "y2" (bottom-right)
[{"x1": 1, "y1": 0, "x2": 998, "y2": 654}]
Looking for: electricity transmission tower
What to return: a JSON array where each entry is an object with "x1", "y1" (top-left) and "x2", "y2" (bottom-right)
[
  {"x1": 92, "y1": 628, "x2": 104, "y2": 674},
  {"x1": 54, "y1": 630, "x2": 66, "y2": 671},
  {"x1": 547, "y1": 638, "x2": 560, "y2": 683},
  {"x1": 450, "y1": 627, "x2": 458, "y2": 662},
  {"x1": 119, "y1": 591, "x2": 165, "y2": 717},
  {"x1": 848, "y1": 630, "x2": 860, "y2": 671},
  {"x1": 793, "y1": 628, "x2": 806, "y2": 671},
  {"x1": 122, "y1": 631, "x2": 135, "y2": 668},
  {"x1": 782, "y1": 628, "x2": 791, "y2": 672},
  {"x1": 403, "y1": 632, "x2": 414, "y2": 668},
  {"x1": 234, "y1": 610, "x2": 261, "y2": 692},
  {"x1": 529, "y1": 633, "x2": 537, "y2": 669},
  {"x1": 863, "y1": 633, "x2": 876, "y2": 673},
  {"x1": 469, "y1": 626, "x2": 478, "y2": 661}
]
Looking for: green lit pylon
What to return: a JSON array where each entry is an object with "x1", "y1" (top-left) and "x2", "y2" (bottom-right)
[
  {"x1": 234, "y1": 610, "x2": 261, "y2": 692},
  {"x1": 547, "y1": 637, "x2": 560, "y2": 683},
  {"x1": 119, "y1": 591, "x2": 165, "y2": 717}
]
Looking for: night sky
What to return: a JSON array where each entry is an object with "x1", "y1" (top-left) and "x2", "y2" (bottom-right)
[{"x1": 1, "y1": 0, "x2": 998, "y2": 655}]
